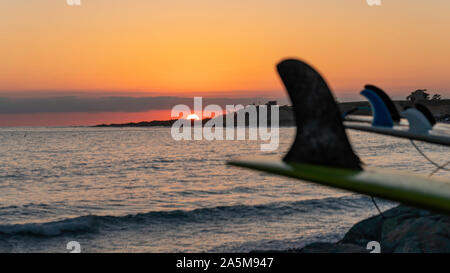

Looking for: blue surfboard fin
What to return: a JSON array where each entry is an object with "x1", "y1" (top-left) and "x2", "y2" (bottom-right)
[
  {"x1": 342, "y1": 106, "x2": 371, "y2": 119},
  {"x1": 361, "y1": 86, "x2": 395, "y2": 127},
  {"x1": 364, "y1": 85, "x2": 401, "y2": 123}
]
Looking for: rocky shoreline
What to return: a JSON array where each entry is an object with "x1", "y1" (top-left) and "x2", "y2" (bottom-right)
[
  {"x1": 94, "y1": 99, "x2": 450, "y2": 127},
  {"x1": 261, "y1": 205, "x2": 450, "y2": 253}
]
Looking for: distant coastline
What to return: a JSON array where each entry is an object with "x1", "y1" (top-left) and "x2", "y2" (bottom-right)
[
  {"x1": 94, "y1": 119, "x2": 178, "y2": 128},
  {"x1": 94, "y1": 100, "x2": 450, "y2": 127}
]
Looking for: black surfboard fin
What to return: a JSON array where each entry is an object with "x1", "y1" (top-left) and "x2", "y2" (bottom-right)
[
  {"x1": 277, "y1": 59, "x2": 362, "y2": 170},
  {"x1": 413, "y1": 103, "x2": 436, "y2": 126}
]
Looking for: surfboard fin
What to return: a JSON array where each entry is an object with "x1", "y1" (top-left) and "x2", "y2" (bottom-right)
[
  {"x1": 277, "y1": 59, "x2": 362, "y2": 170},
  {"x1": 402, "y1": 104, "x2": 436, "y2": 134},
  {"x1": 412, "y1": 104, "x2": 436, "y2": 126},
  {"x1": 363, "y1": 85, "x2": 401, "y2": 127}
]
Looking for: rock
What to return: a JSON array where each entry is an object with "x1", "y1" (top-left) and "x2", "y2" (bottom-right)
[
  {"x1": 261, "y1": 205, "x2": 450, "y2": 253},
  {"x1": 340, "y1": 205, "x2": 450, "y2": 253}
]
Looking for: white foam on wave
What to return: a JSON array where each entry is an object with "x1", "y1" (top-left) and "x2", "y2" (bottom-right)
[{"x1": 0, "y1": 215, "x2": 97, "y2": 237}]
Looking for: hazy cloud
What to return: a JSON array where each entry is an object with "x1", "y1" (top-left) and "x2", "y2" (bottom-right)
[{"x1": 0, "y1": 96, "x2": 287, "y2": 114}]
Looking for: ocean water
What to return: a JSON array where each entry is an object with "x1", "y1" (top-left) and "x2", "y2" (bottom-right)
[{"x1": 0, "y1": 127, "x2": 449, "y2": 253}]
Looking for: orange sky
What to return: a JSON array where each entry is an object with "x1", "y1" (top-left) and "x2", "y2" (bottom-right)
[
  {"x1": 0, "y1": 111, "x2": 170, "y2": 127},
  {"x1": 1, "y1": 0, "x2": 449, "y2": 125}
]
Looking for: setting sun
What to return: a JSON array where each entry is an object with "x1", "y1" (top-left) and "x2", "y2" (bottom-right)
[{"x1": 186, "y1": 114, "x2": 200, "y2": 120}]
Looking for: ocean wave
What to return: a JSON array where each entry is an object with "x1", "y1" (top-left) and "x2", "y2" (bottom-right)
[
  {"x1": 0, "y1": 195, "x2": 388, "y2": 238},
  {"x1": 0, "y1": 215, "x2": 98, "y2": 237}
]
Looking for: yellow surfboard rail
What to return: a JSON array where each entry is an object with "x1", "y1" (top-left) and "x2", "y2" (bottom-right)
[{"x1": 228, "y1": 158, "x2": 450, "y2": 214}]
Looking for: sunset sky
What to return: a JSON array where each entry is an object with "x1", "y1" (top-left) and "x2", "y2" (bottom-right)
[{"x1": 1, "y1": 0, "x2": 449, "y2": 126}]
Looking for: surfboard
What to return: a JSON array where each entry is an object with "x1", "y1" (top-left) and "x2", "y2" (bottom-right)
[
  {"x1": 343, "y1": 85, "x2": 450, "y2": 136},
  {"x1": 345, "y1": 114, "x2": 406, "y2": 125},
  {"x1": 344, "y1": 122, "x2": 450, "y2": 147},
  {"x1": 345, "y1": 115, "x2": 450, "y2": 131},
  {"x1": 227, "y1": 59, "x2": 450, "y2": 215},
  {"x1": 228, "y1": 159, "x2": 450, "y2": 214}
]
